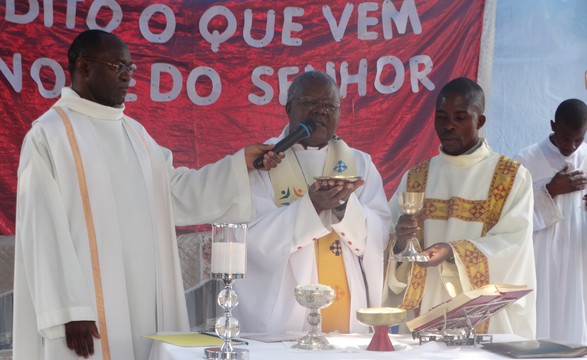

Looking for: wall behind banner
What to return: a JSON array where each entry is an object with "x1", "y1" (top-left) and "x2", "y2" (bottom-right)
[
  {"x1": 486, "y1": 0, "x2": 587, "y2": 156},
  {"x1": 0, "y1": 0, "x2": 486, "y2": 235}
]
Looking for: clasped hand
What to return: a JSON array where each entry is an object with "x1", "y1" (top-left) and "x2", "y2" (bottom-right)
[
  {"x1": 546, "y1": 165, "x2": 587, "y2": 197},
  {"x1": 309, "y1": 178, "x2": 365, "y2": 214}
]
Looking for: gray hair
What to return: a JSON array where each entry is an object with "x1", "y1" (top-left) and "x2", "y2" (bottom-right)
[{"x1": 286, "y1": 71, "x2": 338, "y2": 103}]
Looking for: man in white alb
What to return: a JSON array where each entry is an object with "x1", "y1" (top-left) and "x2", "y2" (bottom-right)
[
  {"x1": 234, "y1": 71, "x2": 391, "y2": 334},
  {"x1": 514, "y1": 98, "x2": 587, "y2": 345},
  {"x1": 13, "y1": 30, "x2": 281, "y2": 360}
]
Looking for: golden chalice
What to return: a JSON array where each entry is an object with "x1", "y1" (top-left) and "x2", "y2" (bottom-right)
[
  {"x1": 356, "y1": 307, "x2": 406, "y2": 351},
  {"x1": 392, "y1": 192, "x2": 429, "y2": 262}
]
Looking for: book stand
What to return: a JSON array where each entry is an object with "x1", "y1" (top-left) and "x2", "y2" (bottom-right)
[{"x1": 412, "y1": 296, "x2": 520, "y2": 347}]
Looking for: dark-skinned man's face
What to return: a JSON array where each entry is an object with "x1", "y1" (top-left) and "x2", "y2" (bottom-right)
[
  {"x1": 79, "y1": 35, "x2": 133, "y2": 107},
  {"x1": 434, "y1": 93, "x2": 485, "y2": 156},
  {"x1": 286, "y1": 77, "x2": 340, "y2": 147},
  {"x1": 550, "y1": 120, "x2": 587, "y2": 157}
]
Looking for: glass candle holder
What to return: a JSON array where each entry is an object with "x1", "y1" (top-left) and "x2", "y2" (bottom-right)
[{"x1": 205, "y1": 223, "x2": 248, "y2": 360}]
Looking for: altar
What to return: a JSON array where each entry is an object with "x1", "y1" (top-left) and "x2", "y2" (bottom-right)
[{"x1": 148, "y1": 333, "x2": 532, "y2": 360}]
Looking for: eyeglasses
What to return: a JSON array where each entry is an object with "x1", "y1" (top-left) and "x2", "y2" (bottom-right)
[
  {"x1": 292, "y1": 96, "x2": 341, "y2": 114},
  {"x1": 85, "y1": 57, "x2": 137, "y2": 76}
]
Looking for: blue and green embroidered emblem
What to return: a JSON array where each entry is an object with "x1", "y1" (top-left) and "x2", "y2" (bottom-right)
[{"x1": 333, "y1": 160, "x2": 348, "y2": 173}]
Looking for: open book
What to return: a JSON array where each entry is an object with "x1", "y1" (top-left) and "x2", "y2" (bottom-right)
[{"x1": 407, "y1": 284, "x2": 532, "y2": 334}]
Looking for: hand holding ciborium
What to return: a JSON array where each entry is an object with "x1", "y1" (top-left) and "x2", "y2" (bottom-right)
[
  {"x1": 292, "y1": 284, "x2": 335, "y2": 350},
  {"x1": 392, "y1": 192, "x2": 429, "y2": 262}
]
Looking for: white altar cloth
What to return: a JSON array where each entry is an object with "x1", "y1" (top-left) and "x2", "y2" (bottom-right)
[{"x1": 149, "y1": 333, "x2": 534, "y2": 360}]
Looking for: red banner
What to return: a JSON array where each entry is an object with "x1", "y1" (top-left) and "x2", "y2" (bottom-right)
[{"x1": 0, "y1": 0, "x2": 485, "y2": 234}]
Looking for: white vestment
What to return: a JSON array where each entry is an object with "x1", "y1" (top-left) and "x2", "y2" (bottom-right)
[
  {"x1": 383, "y1": 140, "x2": 537, "y2": 340},
  {"x1": 514, "y1": 138, "x2": 587, "y2": 345},
  {"x1": 13, "y1": 88, "x2": 254, "y2": 359},
  {"x1": 233, "y1": 127, "x2": 391, "y2": 334}
]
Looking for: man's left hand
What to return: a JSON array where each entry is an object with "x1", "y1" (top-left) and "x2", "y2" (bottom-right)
[
  {"x1": 417, "y1": 242, "x2": 453, "y2": 267},
  {"x1": 244, "y1": 144, "x2": 284, "y2": 170},
  {"x1": 65, "y1": 320, "x2": 100, "y2": 358}
]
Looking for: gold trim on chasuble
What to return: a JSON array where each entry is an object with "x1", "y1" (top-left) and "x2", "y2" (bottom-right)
[
  {"x1": 398, "y1": 160, "x2": 429, "y2": 310},
  {"x1": 399, "y1": 156, "x2": 520, "y2": 334}
]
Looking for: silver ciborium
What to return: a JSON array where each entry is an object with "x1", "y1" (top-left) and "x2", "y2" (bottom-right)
[{"x1": 292, "y1": 284, "x2": 335, "y2": 350}]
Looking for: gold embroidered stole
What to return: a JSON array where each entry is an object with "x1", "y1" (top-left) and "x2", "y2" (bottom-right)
[
  {"x1": 269, "y1": 136, "x2": 355, "y2": 333},
  {"x1": 400, "y1": 156, "x2": 520, "y2": 333},
  {"x1": 315, "y1": 231, "x2": 350, "y2": 333}
]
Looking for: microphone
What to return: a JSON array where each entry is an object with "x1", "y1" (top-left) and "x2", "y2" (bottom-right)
[{"x1": 253, "y1": 118, "x2": 317, "y2": 169}]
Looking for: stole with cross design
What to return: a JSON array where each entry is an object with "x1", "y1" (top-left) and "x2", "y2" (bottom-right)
[{"x1": 269, "y1": 135, "x2": 356, "y2": 333}]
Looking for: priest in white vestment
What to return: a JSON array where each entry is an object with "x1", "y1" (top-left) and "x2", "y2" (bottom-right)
[
  {"x1": 383, "y1": 77, "x2": 536, "y2": 340},
  {"x1": 234, "y1": 71, "x2": 391, "y2": 334},
  {"x1": 514, "y1": 98, "x2": 587, "y2": 345},
  {"x1": 13, "y1": 30, "x2": 280, "y2": 360}
]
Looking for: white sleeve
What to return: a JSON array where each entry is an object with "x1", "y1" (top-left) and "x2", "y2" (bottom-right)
[
  {"x1": 16, "y1": 128, "x2": 96, "y2": 336},
  {"x1": 166, "y1": 147, "x2": 254, "y2": 225},
  {"x1": 531, "y1": 178, "x2": 564, "y2": 231}
]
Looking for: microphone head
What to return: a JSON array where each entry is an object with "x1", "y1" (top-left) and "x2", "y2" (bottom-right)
[
  {"x1": 298, "y1": 118, "x2": 317, "y2": 137},
  {"x1": 304, "y1": 118, "x2": 317, "y2": 132}
]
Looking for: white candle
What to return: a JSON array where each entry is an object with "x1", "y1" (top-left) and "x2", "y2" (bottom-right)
[{"x1": 211, "y1": 242, "x2": 246, "y2": 274}]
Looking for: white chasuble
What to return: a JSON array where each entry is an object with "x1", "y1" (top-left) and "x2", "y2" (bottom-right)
[{"x1": 383, "y1": 139, "x2": 536, "y2": 340}]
